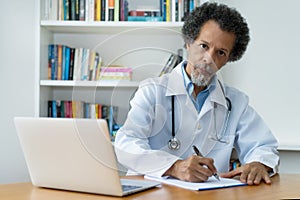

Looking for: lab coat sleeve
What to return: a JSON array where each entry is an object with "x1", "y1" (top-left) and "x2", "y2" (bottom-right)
[
  {"x1": 234, "y1": 97, "x2": 280, "y2": 174},
  {"x1": 114, "y1": 79, "x2": 180, "y2": 177}
]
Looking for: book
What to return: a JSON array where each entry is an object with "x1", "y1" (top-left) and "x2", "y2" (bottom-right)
[
  {"x1": 145, "y1": 175, "x2": 247, "y2": 191},
  {"x1": 100, "y1": 66, "x2": 132, "y2": 80},
  {"x1": 48, "y1": 101, "x2": 52, "y2": 117},
  {"x1": 101, "y1": 0, "x2": 106, "y2": 21},
  {"x1": 159, "y1": 54, "x2": 178, "y2": 76},
  {"x1": 127, "y1": 16, "x2": 163, "y2": 22},
  {"x1": 75, "y1": 0, "x2": 80, "y2": 20},
  {"x1": 64, "y1": 46, "x2": 71, "y2": 80},
  {"x1": 64, "y1": 0, "x2": 70, "y2": 20},
  {"x1": 48, "y1": 44, "x2": 53, "y2": 79},
  {"x1": 57, "y1": 44, "x2": 62, "y2": 80},
  {"x1": 79, "y1": 0, "x2": 85, "y2": 20},
  {"x1": 114, "y1": 0, "x2": 119, "y2": 21},
  {"x1": 95, "y1": 0, "x2": 101, "y2": 21},
  {"x1": 108, "y1": 0, "x2": 114, "y2": 21},
  {"x1": 69, "y1": 0, "x2": 76, "y2": 20}
]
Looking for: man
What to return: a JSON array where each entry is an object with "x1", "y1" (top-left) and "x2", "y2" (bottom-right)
[{"x1": 114, "y1": 2, "x2": 279, "y2": 185}]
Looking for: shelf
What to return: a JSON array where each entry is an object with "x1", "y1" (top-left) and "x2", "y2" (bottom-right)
[
  {"x1": 40, "y1": 20, "x2": 183, "y2": 34},
  {"x1": 40, "y1": 80, "x2": 140, "y2": 88}
]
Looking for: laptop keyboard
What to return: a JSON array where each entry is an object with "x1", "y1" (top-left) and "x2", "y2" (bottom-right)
[{"x1": 122, "y1": 185, "x2": 142, "y2": 192}]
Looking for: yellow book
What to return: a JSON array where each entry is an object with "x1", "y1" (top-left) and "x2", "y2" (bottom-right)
[
  {"x1": 95, "y1": 0, "x2": 101, "y2": 21},
  {"x1": 57, "y1": 44, "x2": 62, "y2": 80},
  {"x1": 166, "y1": 0, "x2": 171, "y2": 22}
]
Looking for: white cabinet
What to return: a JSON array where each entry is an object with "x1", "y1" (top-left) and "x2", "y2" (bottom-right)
[{"x1": 36, "y1": 0, "x2": 184, "y2": 124}]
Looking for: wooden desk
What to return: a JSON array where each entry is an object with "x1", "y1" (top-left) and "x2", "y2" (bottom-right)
[{"x1": 0, "y1": 174, "x2": 299, "y2": 200}]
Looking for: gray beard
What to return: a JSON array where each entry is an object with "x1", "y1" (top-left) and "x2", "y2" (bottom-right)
[{"x1": 191, "y1": 70, "x2": 212, "y2": 87}]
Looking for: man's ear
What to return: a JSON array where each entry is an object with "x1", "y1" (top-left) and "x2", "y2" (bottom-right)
[{"x1": 186, "y1": 43, "x2": 190, "y2": 50}]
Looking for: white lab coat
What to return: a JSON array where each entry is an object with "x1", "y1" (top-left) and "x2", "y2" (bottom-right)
[{"x1": 114, "y1": 62, "x2": 279, "y2": 177}]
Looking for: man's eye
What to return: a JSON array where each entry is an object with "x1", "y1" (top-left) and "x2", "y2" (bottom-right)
[
  {"x1": 200, "y1": 44, "x2": 208, "y2": 49},
  {"x1": 218, "y1": 50, "x2": 226, "y2": 57}
]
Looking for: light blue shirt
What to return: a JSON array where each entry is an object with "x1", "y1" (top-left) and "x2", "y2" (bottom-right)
[{"x1": 181, "y1": 61, "x2": 215, "y2": 113}]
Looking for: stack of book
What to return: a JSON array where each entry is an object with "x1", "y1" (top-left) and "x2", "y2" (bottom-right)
[
  {"x1": 99, "y1": 65, "x2": 132, "y2": 80},
  {"x1": 44, "y1": 0, "x2": 204, "y2": 22},
  {"x1": 48, "y1": 44, "x2": 102, "y2": 81},
  {"x1": 159, "y1": 50, "x2": 183, "y2": 76},
  {"x1": 48, "y1": 100, "x2": 119, "y2": 139}
]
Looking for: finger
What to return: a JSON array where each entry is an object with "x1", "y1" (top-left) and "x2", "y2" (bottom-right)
[
  {"x1": 253, "y1": 173, "x2": 262, "y2": 185},
  {"x1": 220, "y1": 168, "x2": 241, "y2": 178},
  {"x1": 198, "y1": 157, "x2": 217, "y2": 174},
  {"x1": 192, "y1": 170, "x2": 210, "y2": 182},
  {"x1": 240, "y1": 168, "x2": 250, "y2": 183},
  {"x1": 263, "y1": 173, "x2": 271, "y2": 184},
  {"x1": 246, "y1": 171, "x2": 257, "y2": 185}
]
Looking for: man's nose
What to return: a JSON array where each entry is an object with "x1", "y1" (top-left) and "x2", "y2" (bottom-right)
[{"x1": 203, "y1": 50, "x2": 214, "y2": 65}]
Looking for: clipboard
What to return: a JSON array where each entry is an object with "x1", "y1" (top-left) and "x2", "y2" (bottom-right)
[{"x1": 145, "y1": 175, "x2": 247, "y2": 191}]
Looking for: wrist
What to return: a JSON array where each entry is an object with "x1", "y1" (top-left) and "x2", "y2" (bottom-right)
[{"x1": 163, "y1": 160, "x2": 182, "y2": 177}]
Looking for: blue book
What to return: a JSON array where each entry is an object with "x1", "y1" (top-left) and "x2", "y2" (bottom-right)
[
  {"x1": 61, "y1": 46, "x2": 66, "y2": 80},
  {"x1": 64, "y1": 46, "x2": 70, "y2": 80},
  {"x1": 52, "y1": 100, "x2": 57, "y2": 118},
  {"x1": 49, "y1": 44, "x2": 55, "y2": 80}
]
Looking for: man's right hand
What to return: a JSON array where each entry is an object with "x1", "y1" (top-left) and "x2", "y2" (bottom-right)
[{"x1": 163, "y1": 155, "x2": 217, "y2": 182}]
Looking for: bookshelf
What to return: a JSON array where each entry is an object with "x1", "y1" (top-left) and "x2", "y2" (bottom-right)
[{"x1": 36, "y1": 0, "x2": 186, "y2": 127}]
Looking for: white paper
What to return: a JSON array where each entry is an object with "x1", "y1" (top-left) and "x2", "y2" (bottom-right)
[{"x1": 144, "y1": 175, "x2": 247, "y2": 191}]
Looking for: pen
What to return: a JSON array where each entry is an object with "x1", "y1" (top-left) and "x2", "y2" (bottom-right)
[{"x1": 192, "y1": 145, "x2": 220, "y2": 181}]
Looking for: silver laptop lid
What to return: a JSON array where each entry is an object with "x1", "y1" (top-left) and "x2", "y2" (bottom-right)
[{"x1": 14, "y1": 117, "x2": 125, "y2": 196}]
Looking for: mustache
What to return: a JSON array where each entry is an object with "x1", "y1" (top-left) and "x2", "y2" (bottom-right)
[{"x1": 188, "y1": 61, "x2": 218, "y2": 75}]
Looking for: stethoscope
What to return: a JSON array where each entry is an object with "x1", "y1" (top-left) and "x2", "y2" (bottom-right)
[{"x1": 168, "y1": 80, "x2": 232, "y2": 150}]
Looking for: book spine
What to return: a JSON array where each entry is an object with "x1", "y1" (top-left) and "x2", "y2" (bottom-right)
[
  {"x1": 171, "y1": 0, "x2": 176, "y2": 22},
  {"x1": 79, "y1": 0, "x2": 85, "y2": 20},
  {"x1": 48, "y1": 44, "x2": 53, "y2": 80},
  {"x1": 61, "y1": 45, "x2": 66, "y2": 80},
  {"x1": 108, "y1": 0, "x2": 114, "y2": 21},
  {"x1": 64, "y1": 46, "x2": 70, "y2": 80},
  {"x1": 166, "y1": 0, "x2": 170, "y2": 21},
  {"x1": 53, "y1": 45, "x2": 58, "y2": 80},
  {"x1": 58, "y1": 0, "x2": 63, "y2": 20},
  {"x1": 52, "y1": 100, "x2": 57, "y2": 118},
  {"x1": 95, "y1": 0, "x2": 101, "y2": 21},
  {"x1": 68, "y1": 48, "x2": 75, "y2": 80},
  {"x1": 48, "y1": 100, "x2": 52, "y2": 117},
  {"x1": 57, "y1": 44, "x2": 62, "y2": 80},
  {"x1": 64, "y1": 0, "x2": 70, "y2": 20},
  {"x1": 101, "y1": 0, "x2": 106, "y2": 21},
  {"x1": 124, "y1": 0, "x2": 128, "y2": 21},
  {"x1": 178, "y1": 0, "x2": 183, "y2": 22},
  {"x1": 75, "y1": 0, "x2": 80, "y2": 20},
  {"x1": 69, "y1": 0, "x2": 76, "y2": 20},
  {"x1": 88, "y1": 51, "x2": 96, "y2": 80},
  {"x1": 189, "y1": 0, "x2": 194, "y2": 12},
  {"x1": 114, "y1": 0, "x2": 119, "y2": 21}
]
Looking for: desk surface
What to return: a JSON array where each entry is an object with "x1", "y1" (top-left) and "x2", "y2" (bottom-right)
[{"x1": 1, "y1": 174, "x2": 299, "y2": 200}]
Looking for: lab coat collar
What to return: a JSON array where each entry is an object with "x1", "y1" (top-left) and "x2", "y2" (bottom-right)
[
  {"x1": 165, "y1": 61, "x2": 187, "y2": 97},
  {"x1": 166, "y1": 62, "x2": 229, "y2": 110},
  {"x1": 207, "y1": 76, "x2": 228, "y2": 110}
]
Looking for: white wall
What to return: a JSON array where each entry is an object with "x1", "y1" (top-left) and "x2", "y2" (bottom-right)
[
  {"x1": 0, "y1": 0, "x2": 35, "y2": 183},
  {"x1": 215, "y1": 0, "x2": 300, "y2": 173},
  {"x1": 217, "y1": 0, "x2": 300, "y2": 149}
]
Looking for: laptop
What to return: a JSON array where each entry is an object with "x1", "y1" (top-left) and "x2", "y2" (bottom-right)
[{"x1": 14, "y1": 117, "x2": 160, "y2": 196}]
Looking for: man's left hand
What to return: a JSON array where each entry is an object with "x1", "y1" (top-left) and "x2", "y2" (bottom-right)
[{"x1": 220, "y1": 162, "x2": 272, "y2": 185}]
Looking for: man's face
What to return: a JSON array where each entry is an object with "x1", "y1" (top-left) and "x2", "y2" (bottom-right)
[{"x1": 186, "y1": 20, "x2": 236, "y2": 86}]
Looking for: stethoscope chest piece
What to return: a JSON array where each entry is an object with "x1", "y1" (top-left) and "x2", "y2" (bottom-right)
[
  {"x1": 168, "y1": 137, "x2": 181, "y2": 150},
  {"x1": 168, "y1": 95, "x2": 181, "y2": 150}
]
